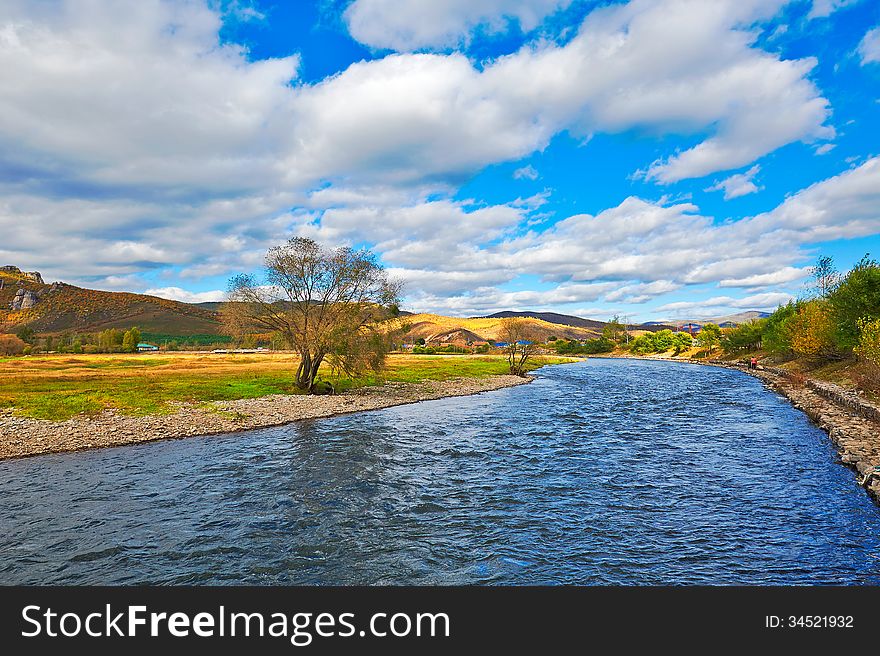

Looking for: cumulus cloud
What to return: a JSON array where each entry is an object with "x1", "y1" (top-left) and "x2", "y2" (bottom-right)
[
  {"x1": 362, "y1": 157, "x2": 880, "y2": 314},
  {"x1": 0, "y1": 0, "x2": 863, "y2": 318},
  {"x1": 144, "y1": 287, "x2": 227, "y2": 303},
  {"x1": 344, "y1": 0, "x2": 573, "y2": 51},
  {"x1": 655, "y1": 291, "x2": 795, "y2": 316},
  {"x1": 859, "y1": 26, "x2": 880, "y2": 65},
  {"x1": 717, "y1": 267, "x2": 810, "y2": 288},
  {"x1": 705, "y1": 165, "x2": 762, "y2": 199},
  {"x1": 513, "y1": 165, "x2": 540, "y2": 180},
  {"x1": 807, "y1": 0, "x2": 859, "y2": 19}
]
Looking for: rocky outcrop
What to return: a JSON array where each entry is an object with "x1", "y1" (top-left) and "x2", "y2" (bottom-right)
[
  {"x1": 0, "y1": 266, "x2": 43, "y2": 284},
  {"x1": 10, "y1": 288, "x2": 40, "y2": 311}
]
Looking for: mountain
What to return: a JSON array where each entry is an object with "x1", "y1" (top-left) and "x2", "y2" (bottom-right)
[
  {"x1": 404, "y1": 313, "x2": 601, "y2": 343},
  {"x1": 662, "y1": 311, "x2": 771, "y2": 327},
  {"x1": 480, "y1": 310, "x2": 607, "y2": 331},
  {"x1": 0, "y1": 266, "x2": 221, "y2": 334}
]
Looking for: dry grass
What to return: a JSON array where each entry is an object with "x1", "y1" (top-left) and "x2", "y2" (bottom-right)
[
  {"x1": 0, "y1": 351, "x2": 573, "y2": 420},
  {"x1": 404, "y1": 313, "x2": 599, "y2": 341}
]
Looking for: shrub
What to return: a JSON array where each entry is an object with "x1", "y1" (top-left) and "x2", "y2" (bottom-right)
[
  {"x1": 855, "y1": 317, "x2": 880, "y2": 366},
  {"x1": 788, "y1": 301, "x2": 836, "y2": 359},
  {"x1": 0, "y1": 334, "x2": 27, "y2": 355}
]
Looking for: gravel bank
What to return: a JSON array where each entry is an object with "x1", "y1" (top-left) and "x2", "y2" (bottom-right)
[{"x1": 0, "y1": 375, "x2": 531, "y2": 460}]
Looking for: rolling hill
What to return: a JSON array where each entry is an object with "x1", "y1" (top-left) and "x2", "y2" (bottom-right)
[
  {"x1": 403, "y1": 313, "x2": 602, "y2": 343},
  {"x1": 480, "y1": 310, "x2": 607, "y2": 331},
  {"x1": 0, "y1": 266, "x2": 221, "y2": 334}
]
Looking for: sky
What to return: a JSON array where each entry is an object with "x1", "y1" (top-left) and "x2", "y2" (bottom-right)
[{"x1": 1, "y1": 0, "x2": 879, "y2": 322}]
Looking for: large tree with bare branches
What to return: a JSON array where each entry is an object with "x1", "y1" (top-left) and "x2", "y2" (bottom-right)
[
  {"x1": 223, "y1": 237, "x2": 402, "y2": 392},
  {"x1": 498, "y1": 317, "x2": 538, "y2": 376}
]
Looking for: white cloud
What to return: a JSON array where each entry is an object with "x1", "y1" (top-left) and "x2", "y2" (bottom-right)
[
  {"x1": 655, "y1": 292, "x2": 795, "y2": 315},
  {"x1": 815, "y1": 143, "x2": 836, "y2": 155},
  {"x1": 0, "y1": 0, "x2": 865, "y2": 319},
  {"x1": 807, "y1": 0, "x2": 859, "y2": 19},
  {"x1": 858, "y1": 26, "x2": 880, "y2": 64},
  {"x1": 718, "y1": 267, "x2": 810, "y2": 288},
  {"x1": 513, "y1": 165, "x2": 540, "y2": 180},
  {"x1": 344, "y1": 0, "x2": 573, "y2": 51},
  {"x1": 705, "y1": 165, "x2": 762, "y2": 199},
  {"x1": 144, "y1": 287, "x2": 226, "y2": 303}
]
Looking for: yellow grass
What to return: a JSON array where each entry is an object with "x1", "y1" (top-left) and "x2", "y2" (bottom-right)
[
  {"x1": 0, "y1": 351, "x2": 573, "y2": 420},
  {"x1": 404, "y1": 313, "x2": 598, "y2": 341}
]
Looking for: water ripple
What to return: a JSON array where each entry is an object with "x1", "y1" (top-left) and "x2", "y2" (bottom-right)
[{"x1": 1, "y1": 358, "x2": 880, "y2": 584}]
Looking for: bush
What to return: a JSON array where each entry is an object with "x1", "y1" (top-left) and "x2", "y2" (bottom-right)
[
  {"x1": 788, "y1": 301, "x2": 836, "y2": 359},
  {"x1": 0, "y1": 334, "x2": 27, "y2": 355},
  {"x1": 855, "y1": 317, "x2": 880, "y2": 366}
]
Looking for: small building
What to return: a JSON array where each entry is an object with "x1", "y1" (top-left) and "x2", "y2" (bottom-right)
[{"x1": 137, "y1": 343, "x2": 159, "y2": 352}]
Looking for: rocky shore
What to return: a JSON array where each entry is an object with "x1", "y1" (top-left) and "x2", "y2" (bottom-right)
[{"x1": 0, "y1": 375, "x2": 531, "y2": 460}]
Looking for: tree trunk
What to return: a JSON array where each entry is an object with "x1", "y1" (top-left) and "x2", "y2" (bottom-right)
[{"x1": 296, "y1": 351, "x2": 312, "y2": 390}]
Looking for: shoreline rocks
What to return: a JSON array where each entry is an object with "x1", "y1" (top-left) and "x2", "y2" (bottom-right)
[{"x1": 0, "y1": 375, "x2": 531, "y2": 461}]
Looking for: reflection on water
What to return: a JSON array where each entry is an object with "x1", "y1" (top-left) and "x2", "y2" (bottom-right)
[{"x1": 1, "y1": 358, "x2": 879, "y2": 584}]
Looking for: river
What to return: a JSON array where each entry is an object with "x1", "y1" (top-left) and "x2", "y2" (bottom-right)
[{"x1": 2, "y1": 358, "x2": 879, "y2": 584}]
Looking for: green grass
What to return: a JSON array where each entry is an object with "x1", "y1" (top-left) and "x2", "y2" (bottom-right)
[{"x1": 0, "y1": 353, "x2": 574, "y2": 421}]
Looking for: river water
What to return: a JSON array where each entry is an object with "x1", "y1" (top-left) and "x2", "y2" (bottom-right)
[{"x1": 2, "y1": 358, "x2": 879, "y2": 585}]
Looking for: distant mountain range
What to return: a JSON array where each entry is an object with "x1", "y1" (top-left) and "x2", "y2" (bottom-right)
[
  {"x1": 480, "y1": 311, "x2": 607, "y2": 331},
  {"x1": 1, "y1": 264, "x2": 771, "y2": 336},
  {"x1": 659, "y1": 311, "x2": 771, "y2": 327}
]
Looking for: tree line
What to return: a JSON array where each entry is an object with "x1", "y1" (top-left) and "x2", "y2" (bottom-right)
[{"x1": 721, "y1": 255, "x2": 880, "y2": 381}]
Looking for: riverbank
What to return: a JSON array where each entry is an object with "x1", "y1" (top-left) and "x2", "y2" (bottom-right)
[
  {"x1": 596, "y1": 353, "x2": 880, "y2": 502},
  {"x1": 0, "y1": 374, "x2": 531, "y2": 460}
]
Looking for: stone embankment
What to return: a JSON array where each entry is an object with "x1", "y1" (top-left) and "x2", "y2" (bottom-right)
[{"x1": 0, "y1": 375, "x2": 530, "y2": 460}]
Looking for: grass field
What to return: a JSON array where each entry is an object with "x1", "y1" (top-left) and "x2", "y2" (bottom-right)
[{"x1": 0, "y1": 352, "x2": 574, "y2": 420}]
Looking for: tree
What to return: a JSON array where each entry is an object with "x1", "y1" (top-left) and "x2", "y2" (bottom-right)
[
  {"x1": 0, "y1": 334, "x2": 27, "y2": 356},
  {"x1": 653, "y1": 329, "x2": 675, "y2": 352},
  {"x1": 15, "y1": 326, "x2": 35, "y2": 344},
  {"x1": 630, "y1": 333, "x2": 656, "y2": 354},
  {"x1": 827, "y1": 254, "x2": 880, "y2": 351},
  {"x1": 763, "y1": 302, "x2": 797, "y2": 354},
  {"x1": 223, "y1": 237, "x2": 401, "y2": 392},
  {"x1": 810, "y1": 255, "x2": 839, "y2": 299},
  {"x1": 122, "y1": 327, "x2": 141, "y2": 353},
  {"x1": 672, "y1": 331, "x2": 693, "y2": 355},
  {"x1": 721, "y1": 319, "x2": 765, "y2": 353},
  {"x1": 788, "y1": 300, "x2": 836, "y2": 359},
  {"x1": 498, "y1": 318, "x2": 538, "y2": 376},
  {"x1": 696, "y1": 323, "x2": 721, "y2": 356},
  {"x1": 602, "y1": 315, "x2": 625, "y2": 343}
]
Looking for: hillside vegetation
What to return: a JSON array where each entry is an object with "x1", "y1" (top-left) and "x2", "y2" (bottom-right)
[{"x1": 0, "y1": 266, "x2": 221, "y2": 335}]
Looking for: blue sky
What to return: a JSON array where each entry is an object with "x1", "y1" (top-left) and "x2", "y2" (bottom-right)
[{"x1": 1, "y1": 0, "x2": 879, "y2": 321}]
